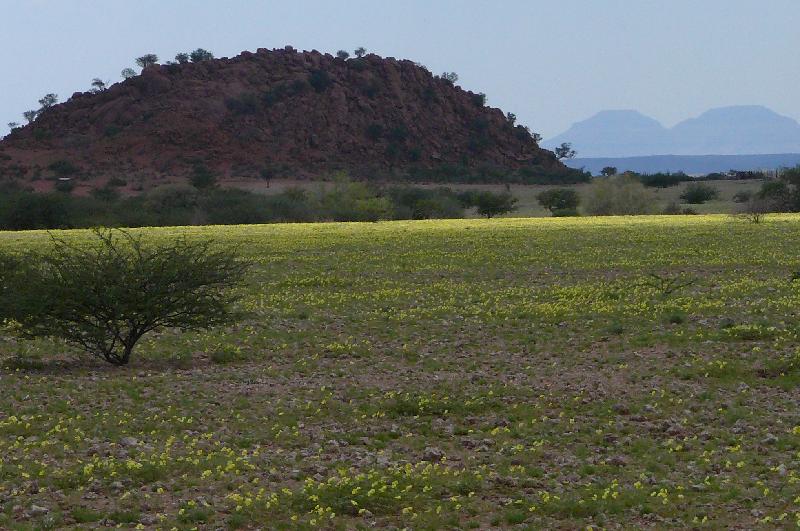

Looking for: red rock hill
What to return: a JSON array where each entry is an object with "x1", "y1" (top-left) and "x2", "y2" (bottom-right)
[{"x1": 0, "y1": 47, "x2": 574, "y2": 185}]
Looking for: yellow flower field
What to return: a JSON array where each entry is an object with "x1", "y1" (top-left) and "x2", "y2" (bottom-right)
[{"x1": 1, "y1": 214, "x2": 800, "y2": 529}]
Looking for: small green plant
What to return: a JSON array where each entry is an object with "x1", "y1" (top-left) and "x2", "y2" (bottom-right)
[
  {"x1": 644, "y1": 273, "x2": 697, "y2": 297},
  {"x1": 723, "y1": 323, "x2": 777, "y2": 341},
  {"x1": 210, "y1": 345, "x2": 246, "y2": 364},
  {"x1": 665, "y1": 311, "x2": 686, "y2": 324}
]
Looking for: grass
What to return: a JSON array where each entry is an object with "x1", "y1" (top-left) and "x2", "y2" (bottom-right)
[{"x1": 1, "y1": 214, "x2": 800, "y2": 528}]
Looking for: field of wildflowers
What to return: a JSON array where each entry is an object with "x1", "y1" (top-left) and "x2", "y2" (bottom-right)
[{"x1": 1, "y1": 214, "x2": 800, "y2": 529}]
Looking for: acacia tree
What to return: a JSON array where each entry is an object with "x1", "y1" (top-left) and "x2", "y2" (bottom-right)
[
  {"x1": 536, "y1": 188, "x2": 580, "y2": 214},
  {"x1": 90, "y1": 78, "x2": 107, "y2": 92},
  {"x1": 440, "y1": 72, "x2": 459, "y2": 85},
  {"x1": 174, "y1": 52, "x2": 190, "y2": 64},
  {"x1": 135, "y1": 54, "x2": 159, "y2": 69},
  {"x1": 189, "y1": 48, "x2": 214, "y2": 62},
  {"x1": 473, "y1": 191, "x2": 518, "y2": 218},
  {"x1": 354, "y1": 46, "x2": 367, "y2": 58},
  {"x1": 23, "y1": 110, "x2": 38, "y2": 124},
  {"x1": 121, "y1": 67, "x2": 137, "y2": 79},
  {"x1": 336, "y1": 50, "x2": 350, "y2": 60},
  {"x1": 38, "y1": 93, "x2": 58, "y2": 110},
  {"x1": 0, "y1": 229, "x2": 250, "y2": 366},
  {"x1": 600, "y1": 166, "x2": 617, "y2": 176},
  {"x1": 554, "y1": 142, "x2": 576, "y2": 160}
]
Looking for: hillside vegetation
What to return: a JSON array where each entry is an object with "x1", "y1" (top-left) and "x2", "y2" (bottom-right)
[{"x1": 2, "y1": 216, "x2": 800, "y2": 528}]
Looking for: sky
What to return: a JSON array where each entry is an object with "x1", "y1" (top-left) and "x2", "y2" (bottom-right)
[{"x1": 1, "y1": 0, "x2": 799, "y2": 139}]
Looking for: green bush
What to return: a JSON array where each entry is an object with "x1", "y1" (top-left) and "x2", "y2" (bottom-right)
[
  {"x1": 48, "y1": 160, "x2": 80, "y2": 177},
  {"x1": 636, "y1": 172, "x2": 689, "y2": 188},
  {"x1": 262, "y1": 188, "x2": 316, "y2": 222},
  {"x1": 0, "y1": 229, "x2": 249, "y2": 365},
  {"x1": 319, "y1": 177, "x2": 393, "y2": 222},
  {"x1": 552, "y1": 207, "x2": 579, "y2": 217},
  {"x1": 90, "y1": 185, "x2": 120, "y2": 202},
  {"x1": 0, "y1": 192, "x2": 72, "y2": 230},
  {"x1": 387, "y1": 187, "x2": 465, "y2": 219},
  {"x1": 460, "y1": 190, "x2": 518, "y2": 218},
  {"x1": 680, "y1": 183, "x2": 719, "y2": 204},
  {"x1": 582, "y1": 176, "x2": 653, "y2": 216},
  {"x1": 190, "y1": 164, "x2": 218, "y2": 189},
  {"x1": 54, "y1": 179, "x2": 75, "y2": 194},
  {"x1": 536, "y1": 188, "x2": 580, "y2": 215}
]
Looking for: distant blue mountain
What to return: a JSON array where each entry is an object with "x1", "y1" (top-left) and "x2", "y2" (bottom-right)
[
  {"x1": 544, "y1": 106, "x2": 800, "y2": 157},
  {"x1": 564, "y1": 153, "x2": 800, "y2": 176}
]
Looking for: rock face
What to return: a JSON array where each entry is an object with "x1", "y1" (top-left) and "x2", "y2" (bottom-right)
[{"x1": 0, "y1": 47, "x2": 571, "y2": 184}]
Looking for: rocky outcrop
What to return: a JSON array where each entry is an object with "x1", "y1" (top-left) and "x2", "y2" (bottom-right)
[{"x1": 0, "y1": 46, "x2": 573, "y2": 185}]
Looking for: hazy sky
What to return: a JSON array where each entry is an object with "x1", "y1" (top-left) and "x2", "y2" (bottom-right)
[{"x1": 2, "y1": 0, "x2": 798, "y2": 138}]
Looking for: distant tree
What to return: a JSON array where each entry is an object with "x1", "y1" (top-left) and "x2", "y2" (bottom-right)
[
  {"x1": 190, "y1": 163, "x2": 217, "y2": 189},
  {"x1": 680, "y1": 183, "x2": 719, "y2": 204},
  {"x1": 259, "y1": 166, "x2": 276, "y2": 188},
  {"x1": 554, "y1": 142, "x2": 576, "y2": 160},
  {"x1": 38, "y1": 93, "x2": 58, "y2": 110},
  {"x1": 189, "y1": 48, "x2": 214, "y2": 62},
  {"x1": 0, "y1": 229, "x2": 250, "y2": 366},
  {"x1": 7, "y1": 122, "x2": 20, "y2": 130},
  {"x1": 336, "y1": 50, "x2": 350, "y2": 60},
  {"x1": 135, "y1": 54, "x2": 159, "y2": 69},
  {"x1": 531, "y1": 132, "x2": 543, "y2": 143},
  {"x1": 600, "y1": 166, "x2": 617, "y2": 176},
  {"x1": 472, "y1": 92, "x2": 487, "y2": 106},
  {"x1": 23, "y1": 110, "x2": 38, "y2": 124},
  {"x1": 506, "y1": 112, "x2": 517, "y2": 126},
  {"x1": 472, "y1": 191, "x2": 518, "y2": 218},
  {"x1": 536, "y1": 188, "x2": 580, "y2": 214},
  {"x1": 440, "y1": 72, "x2": 459, "y2": 85},
  {"x1": 90, "y1": 78, "x2": 107, "y2": 92},
  {"x1": 583, "y1": 175, "x2": 653, "y2": 215},
  {"x1": 174, "y1": 52, "x2": 190, "y2": 64},
  {"x1": 121, "y1": 67, "x2": 137, "y2": 80},
  {"x1": 354, "y1": 46, "x2": 367, "y2": 58}
]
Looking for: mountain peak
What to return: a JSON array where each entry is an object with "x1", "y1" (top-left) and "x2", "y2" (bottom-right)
[{"x1": 545, "y1": 106, "x2": 800, "y2": 157}]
